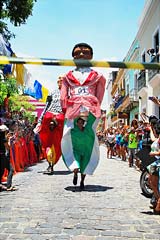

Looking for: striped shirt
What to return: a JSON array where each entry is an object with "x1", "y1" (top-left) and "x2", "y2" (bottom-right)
[{"x1": 38, "y1": 89, "x2": 62, "y2": 123}]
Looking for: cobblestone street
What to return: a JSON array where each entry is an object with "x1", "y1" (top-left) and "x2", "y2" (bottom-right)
[{"x1": 0, "y1": 145, "x2": 160, "y2": 240}]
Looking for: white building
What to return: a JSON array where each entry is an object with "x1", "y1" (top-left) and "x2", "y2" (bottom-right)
[{"x1": 137, "y1": 0, "x2": 160, "y2": 118}]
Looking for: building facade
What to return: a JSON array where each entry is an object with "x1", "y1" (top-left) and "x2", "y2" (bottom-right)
[
  {"x1": 137, "y1": 0, "x2": 160, "y2": 118},
  {"x1": 107, "y1": 0, "x2": 160, "y2": 128}
]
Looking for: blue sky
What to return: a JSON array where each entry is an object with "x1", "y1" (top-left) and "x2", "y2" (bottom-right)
[{"x1": 8, "y1": 0, "x2": 145, "y2": 104}]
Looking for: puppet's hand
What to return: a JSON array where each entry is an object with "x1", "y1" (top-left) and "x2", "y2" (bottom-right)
[{"x1": 33, "y1": 123, "x2": 42, "y2": 134}]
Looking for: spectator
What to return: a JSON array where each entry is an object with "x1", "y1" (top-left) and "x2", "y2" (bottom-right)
[
  {"x1": 106, "y1": 129, "x2": 115, "y2": 159},
  {"x1": 128, "y1": 127, "x2": 138, "y2": 167},
  {"x1": 0, "y1": 120, "x2": 16, "y2": 191}
]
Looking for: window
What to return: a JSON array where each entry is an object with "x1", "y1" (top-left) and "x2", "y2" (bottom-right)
[
  {"x1": 142, "y1": 52, "x2": 146, "y2": 62},
  {"x1": 126, "y1": 83, "x2": 129, "y2": 95},
  {"x1": 154, "y1": 31, "x2": 159, "y2": 54},
  {"x1": 134, "y1": 73, "x2": 138, "y2": 89}
]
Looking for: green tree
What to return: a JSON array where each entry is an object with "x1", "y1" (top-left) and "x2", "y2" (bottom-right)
[
  {"x1": 0, "y1": 0, "x2": 37, "y2": 40},
  {"x1": 0, "y1": 76, "x2": 35, "y2": 122},
  {"x1": 10, "y1": 95, "x2": 36, "y2": 122},
  {"x1": 0, "y1": 75, "x2": 18, "y2": 104}
]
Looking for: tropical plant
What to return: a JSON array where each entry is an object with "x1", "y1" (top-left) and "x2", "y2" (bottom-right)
[
  {"x1": 9, "y1": 94, "x2": 36, "y2": 122},
  {"x1": 0, "y1": 75, "x2": 35, "y2": 122},
  {"x1": 0, "y1": 0, "x2": 37, "y2": 40},
  {"x1": 0, "y1": 75, "x2": 18, "y2": 104}
]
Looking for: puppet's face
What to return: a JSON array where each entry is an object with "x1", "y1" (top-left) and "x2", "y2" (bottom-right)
[
  {"x1": 76, "y1": 118, "x2": 85, "y2": 131},
  {"x1": 73, "y1": 46, "x2": 92, "y2": 60},
  {"x1": 49, "y1": 120, "x2": 57, "y2": 131}
]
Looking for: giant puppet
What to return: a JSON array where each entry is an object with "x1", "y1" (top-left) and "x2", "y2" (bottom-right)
[
  {"x1": 34, "y1": 76, "x2": 64, "y2": 174},
  {"x1": 60, "y1": 43, "x2": 106, "y2": 190}
]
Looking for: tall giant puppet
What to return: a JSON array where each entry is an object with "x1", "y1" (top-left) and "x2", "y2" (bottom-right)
[
  {"x1": 60, "y1": 43, "x2": 106, "y2": 190},
  {"x1": 34, "y1": 76, "x2": 64, "y2": 174}
]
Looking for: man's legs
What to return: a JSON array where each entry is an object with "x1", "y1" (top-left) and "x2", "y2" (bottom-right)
[
  {"x1": 6, "y1": 163, "x2": 14, "y2": 189},
  {"x1": 73, "y1": 169, "x2": 86, "y2": 191},
  {"x1": 4, "y1": 153, "x2": 17, "y2": 191},
  {"x1": 80, "y1": 173, "x2": 86, "y2": 190},
  {"x1": 73, "y1": 168, "x2": 79, "y2": 185},
  {"x1": 128, "y1": 149, "x2": 134, "y2": 167},
  {"x1": 44, "y1": 147, "x2": 54, "y2": 174},
  {"x1": 44, "y1": 161, "x2": 54, "y2": 174},
  {"x1": 0, "y1": 154, "x2": 7, "y2": 191}
]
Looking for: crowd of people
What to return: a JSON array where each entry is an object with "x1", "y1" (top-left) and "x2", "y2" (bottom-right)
[
  {"x1": 97, "y1": 98, "x2": 160, "y2": 214},
  {"x1": 1, "y1": 43, "x2": 160, "y2": 215},
  {"x1": 0, "y1": 110, "x2": 43, "y2": 191},
  {"x1": 97, "y1": 116, "x2": 158, "y2": 169}
]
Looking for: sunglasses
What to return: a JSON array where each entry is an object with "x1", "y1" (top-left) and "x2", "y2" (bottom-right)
[{"x1": 73, "y1": 49, "x2": 91, "y2": 57}]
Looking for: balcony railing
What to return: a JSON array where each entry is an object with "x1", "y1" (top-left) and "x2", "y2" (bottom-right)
[
  {"x1": 129, "y1": 88, "x2": 138, "y2": 101},
  {"x1": 148, "y1": 55, "x2": 160, "y2": 81},
  {"x1": 137, "y1": 70, "x2": 146, "y2": 91},
  {"x1": 113, "y1": 88, "x2": 138, "y2": 112},
  {"x1": 114, "y1": 96, "x2": 124, "y2": 110}
]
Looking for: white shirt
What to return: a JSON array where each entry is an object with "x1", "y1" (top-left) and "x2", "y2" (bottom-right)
[{"x1": 72, "y1": 67, "x2": 92, "y2": 84}]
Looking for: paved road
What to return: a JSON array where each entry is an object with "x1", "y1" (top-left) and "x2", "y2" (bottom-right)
[{"x1": 0, "y1": 145, "x2": 160, "y2": 240}]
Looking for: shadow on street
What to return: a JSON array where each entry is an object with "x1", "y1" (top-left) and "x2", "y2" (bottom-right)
[
  {"x1": 65, "y1": 185, "x2": 113, "y2": 192},
  {"x1": 37, "y1": 170, "x2": 72, "y2": 175},
  {"x1": 140, "y1": 211, "x2": 160, "y2": 215}
]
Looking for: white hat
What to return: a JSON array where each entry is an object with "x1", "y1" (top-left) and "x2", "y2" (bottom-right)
[{"x1": 0, "y1": 124, "x2": 9, "y2": 132}]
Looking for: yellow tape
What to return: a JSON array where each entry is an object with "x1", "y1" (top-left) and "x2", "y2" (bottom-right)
[{"x1": 0, "y1": 56, "x2": 159, "y2": 69}]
